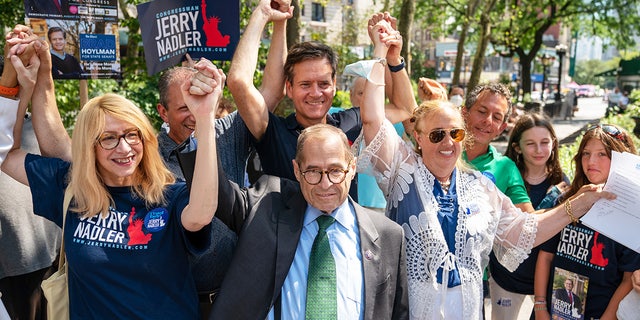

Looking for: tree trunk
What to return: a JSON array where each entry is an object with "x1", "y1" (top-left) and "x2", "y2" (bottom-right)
[
  {"x1": 519, "y1": 51, "x2": 533, "y2": 96},
  {"x1": 452, "y1": 22, "x2": 468, "y2": 86},
  {"x1": 287, "y1": 0, "x2": 301, "y2": 48},
  {"x1": 468, "y1": 11, "x2": 493, "y2": 90},
  {"x1": 118, "y1": 0, "x2": 139, "y2": 76},
  {"x1": 398, "y1": 0, "x2": 415, "y2": 75}
]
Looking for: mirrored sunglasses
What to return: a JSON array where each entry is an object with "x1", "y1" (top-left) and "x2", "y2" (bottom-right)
[
  {"x1": 428, "y1": 128, "x2": 466, "y2": 144},
  {"x1": 587, "y1": 124, "x2": 624, "y2": 142}
]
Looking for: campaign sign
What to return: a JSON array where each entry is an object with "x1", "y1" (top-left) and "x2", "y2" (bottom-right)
[
  {"x1": 137, "y1": 0, "x2": 239, "y2": 75},
  {"x1": 80, "y1": 34, "x2": 117, "y2": 61}
]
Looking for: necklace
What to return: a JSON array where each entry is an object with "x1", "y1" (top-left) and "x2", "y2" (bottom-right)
[
  {"x1": 526, "y1": 171, "x2": 548, "y2": 184},
  {"x1": 438, "y1": 179, "x2": 451, "y2": 192}
]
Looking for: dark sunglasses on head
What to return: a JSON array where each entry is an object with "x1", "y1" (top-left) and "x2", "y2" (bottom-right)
[
  {"x1": 428, "y1": 128, "x2": 466, "y2": 144},
  {"x1": 587, "y1": 124, "x2": 625, "y2": 142}
]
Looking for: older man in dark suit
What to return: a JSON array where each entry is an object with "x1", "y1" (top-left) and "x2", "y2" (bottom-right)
[
  {"x1": 554, "y1": 278, "x2": 582, "y2": 314},
  {"x1": 203, "y1": 122, "x2": 408, "y2": 319}
]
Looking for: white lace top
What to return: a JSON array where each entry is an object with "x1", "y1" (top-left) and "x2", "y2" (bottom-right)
[{"x1": 357, "y1": 120, "x2": 537, "y2": 320}]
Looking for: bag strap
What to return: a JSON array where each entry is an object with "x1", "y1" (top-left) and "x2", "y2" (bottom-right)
[{"x1": 57, "y1": 188, "x2": 73, "y2": 271}]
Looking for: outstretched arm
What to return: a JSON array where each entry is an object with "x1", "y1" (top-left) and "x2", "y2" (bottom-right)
[
  {"x1": 533, "y1": 184, "x2": 615, "y2": 246},
  {"x1": 180, "y1": 59, "x2": 224, "y2": 232},
  {"x1": 227, "y1": 0, "x2": 292, "y2": 140}
]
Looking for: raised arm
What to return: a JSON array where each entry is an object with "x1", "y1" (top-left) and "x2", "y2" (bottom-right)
[
  {"x1": 375, "y1": 13, "x2": 415, "y2": 124},
  {"x1": 180, "y1": 59, "x2": 224, "y2": 232},
  {"x1": 0, "y1": 33, "x2": 21, "y2": 165},
  {"x1": 259, "y1": 18, "x2": 287, "y2": 112},
  {"x1": 361, "y1": 19, "x2": 392, "y2": 145},
  {"x1": 29, "y1": 31, "x2": 72, "y2": 161},
  {"x1": 1, "y1": 33, "x2": 41, "y2": 185},
  {"x1": 227, "y1": 0, "x2": 292, "y2": 140}
]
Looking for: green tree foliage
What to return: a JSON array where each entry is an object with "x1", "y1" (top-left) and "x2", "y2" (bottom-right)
[
  {"x1": 0, "y1": 1, "x2": 25, "y2": 33},
  {"x1": 573, "y1": 59, "x2": 608, "y2": 86},
  {"x1": 493, "y1": 0, "x2": 640, "y2": 96}
]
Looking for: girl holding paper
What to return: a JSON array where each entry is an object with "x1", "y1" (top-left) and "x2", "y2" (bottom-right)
[{"x1": 533, "y1": 124, "x2": 640, "y2": 320}]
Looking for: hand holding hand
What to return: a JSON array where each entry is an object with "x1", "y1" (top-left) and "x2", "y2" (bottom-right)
[
  {"x1": 182, "y1": 58, "x2": 226, "y2": 119},
  {"x1": 373, "y1": 12, "x2": 402, "y2": 59},
  {"x1": 10, "y1": 44, "x2": 41, "y2": 99},
  {"x1": 2, "y1": 25, "x2": 38, "y2": 88},
  {"x1": 258, "y1": 0, "x2": 293, "y2": 21}
]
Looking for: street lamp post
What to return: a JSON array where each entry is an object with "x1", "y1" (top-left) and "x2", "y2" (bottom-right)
[
  {"x1": 555, "y1": 44, "x2": 568, "y2": 102},
  {"x1": 540, "y1": 53, "x2": 553, "y2": 102}
]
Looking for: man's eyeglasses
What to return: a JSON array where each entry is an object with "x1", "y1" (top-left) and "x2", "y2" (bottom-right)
[
  {"x1": 97, "y1": 129, "x2": 142, "y2": 150},
  {"x1": 300, "y1": 167, "x2": 350, "y2": 185},
  {"x1": 587, "y1": 124, "x2": 625, "y2": 142},
  {"x1": 428, "y1": 128, "x2": 466, "y2": 144}
]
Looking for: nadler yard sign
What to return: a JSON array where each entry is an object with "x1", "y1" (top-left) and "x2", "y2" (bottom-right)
[{"x1": 138, "y1": 0, "x2": 239, "y2": 75}]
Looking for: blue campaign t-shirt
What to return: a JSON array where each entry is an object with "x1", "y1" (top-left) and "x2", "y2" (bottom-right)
[
  {"x1": 25, "y1": 154, "x2": 209, "y2": 319},
  {"x1": 540, "y1": 223, "x2": 640, "y2": 319}
]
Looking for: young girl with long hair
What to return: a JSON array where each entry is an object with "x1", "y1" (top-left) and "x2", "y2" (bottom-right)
[
  {"x1": 489, "y1": 113, "x2": 570, "y2": 318},
  {"x1": 534, "y1": 124, "x2": 640, "y2": 320}
]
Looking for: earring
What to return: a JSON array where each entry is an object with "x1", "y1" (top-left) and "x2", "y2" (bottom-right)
[
  {"x1": 516, "y1": 153, "x2": 521, "y2": 164},
  {"x1": 550, "y1": 150, "x2": 555, "y2": 161}
]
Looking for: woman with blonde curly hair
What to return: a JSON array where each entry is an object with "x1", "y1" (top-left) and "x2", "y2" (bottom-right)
[
  {"x1": 1, "y1": 37, "x2": 222, "y2": 318},
  {"x1": 358, "y1": 19, "x2": 616, "y2": 319}
]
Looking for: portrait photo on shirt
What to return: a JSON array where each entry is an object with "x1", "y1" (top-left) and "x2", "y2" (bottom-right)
[{"x1": 550, "y1": 267, "x2": 588, "y2": 320}]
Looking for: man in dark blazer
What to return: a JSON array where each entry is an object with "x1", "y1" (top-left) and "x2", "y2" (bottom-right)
[
  {"x1": 206, "y1": 123, "x2": 408, "y2": 319},
  {"x1": 554, "y1": 279, "x2": 582, "y2": 313},
  {"x1": 24, "y1": 0, "x2": 70, "y2": 16}
]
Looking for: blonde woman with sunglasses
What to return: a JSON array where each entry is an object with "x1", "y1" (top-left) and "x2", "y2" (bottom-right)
[
  {"x1": 533, "y1": 124, "x2": 640, "y2": 320},
  {"x1": 358, "y1": 19, "x2": 617, "y2": 320}
]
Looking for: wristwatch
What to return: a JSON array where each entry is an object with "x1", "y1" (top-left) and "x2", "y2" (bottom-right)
[{"x1": 388, "y1": 57, "x2": 405, "y2": 73}]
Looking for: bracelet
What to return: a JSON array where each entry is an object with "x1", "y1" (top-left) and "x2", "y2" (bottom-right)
[
  {"x1": 534, "y1": 295, "x2": 546, "y2": 300},
  {"x1": 564, "y1": 199, "x2": 579, "y2": 225},
  {"x1": 373, "y1": 57, "x2": 387, "y2": 67},
  {"x1": 0, "y1": 85, "x2": 19, "y2": 97},
  {"x1": 534, "y1": 301, "x2": 546, "y2": 305},
  {"x1": 534, "y1": 305, "x2": 547, "y2": 312},
  {"x1": 388, "y1": 56, "x2": 405, "y2": 73}
]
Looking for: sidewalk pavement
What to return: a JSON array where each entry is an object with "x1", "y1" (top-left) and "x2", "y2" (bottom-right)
[{"x1": 492, "y1": 97, "x2": 607, "y2": 154}]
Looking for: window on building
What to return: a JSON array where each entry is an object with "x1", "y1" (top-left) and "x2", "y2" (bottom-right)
[{"x1": 311, "y1": 2, "x2": 325, "y2": 22}]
